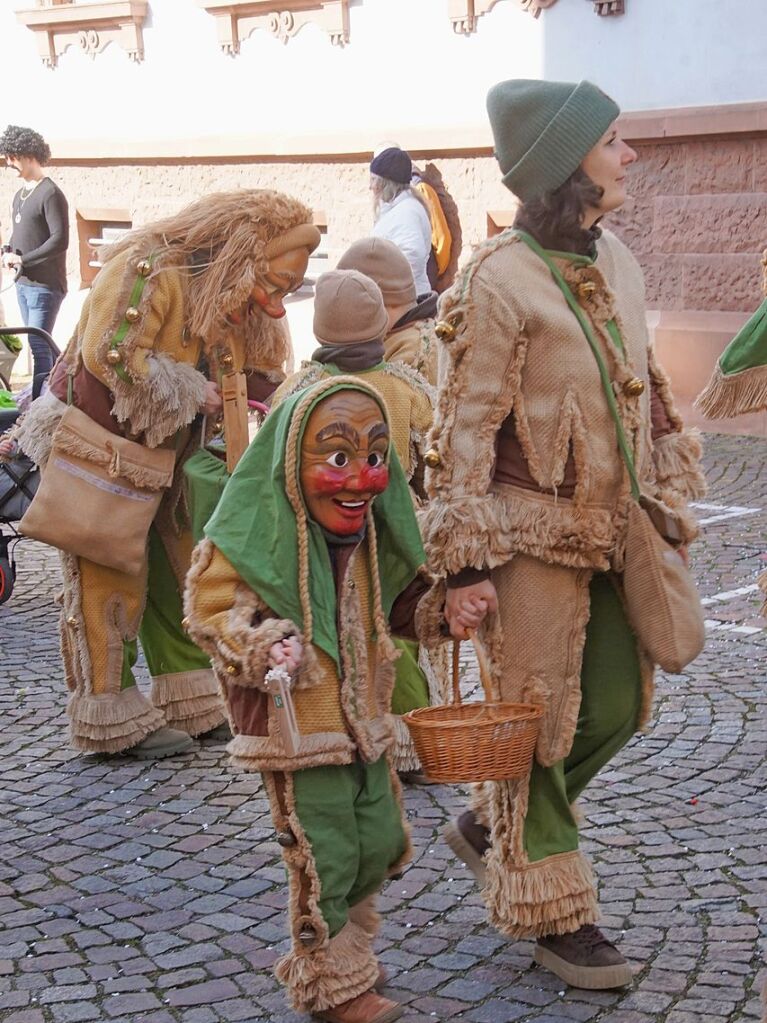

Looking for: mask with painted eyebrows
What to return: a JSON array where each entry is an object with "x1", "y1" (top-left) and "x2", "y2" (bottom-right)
[{"x1": 299, "y1": 391, "x2": 390, "y2": 536}]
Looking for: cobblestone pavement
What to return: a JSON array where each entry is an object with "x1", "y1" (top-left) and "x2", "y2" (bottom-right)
[{"x1": 1, "y1": 433, "x2": 765, "y2": 1023}]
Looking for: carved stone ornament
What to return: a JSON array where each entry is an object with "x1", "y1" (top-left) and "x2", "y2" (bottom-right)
[
  {"x1": 589, "y1": 0, "x2": 625, "y2": 14},
  {"x1": 15, "y1": 1, "x2": 148, "y2": 67},
  {"x1": 199, "y1": 0, "x2": 351, "y2": 53},
  {"x1": 450, "y1": 0, "x2": 557, "y2": 34}
]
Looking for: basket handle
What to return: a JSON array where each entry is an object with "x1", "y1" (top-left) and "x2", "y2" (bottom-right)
[{"x1": 451, "y1": 631, "x2": 495, "y2": 706}]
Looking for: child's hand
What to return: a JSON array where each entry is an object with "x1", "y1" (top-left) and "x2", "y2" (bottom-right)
[
  {"x1": 0, "y1": 436, "x2": 17, "y2": 460},
  {"x1": 268, "y1": 636, "x2": 303, "y2": 674}
]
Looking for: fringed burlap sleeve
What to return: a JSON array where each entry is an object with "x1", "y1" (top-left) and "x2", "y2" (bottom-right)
[
  {"x1": 184, "y1": 538, "x2": 317, "y2": 693},
  {"x1": 647, "y1": 346, "x2": 707, "y2": 504},
  {"x1": 421, "y1": 266, "x2": 525, "y2": 577}
]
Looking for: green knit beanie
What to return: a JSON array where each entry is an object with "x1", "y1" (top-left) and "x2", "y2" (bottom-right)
[{"x1": 486, "y1": 79, "x2": 620, "y2": 203}]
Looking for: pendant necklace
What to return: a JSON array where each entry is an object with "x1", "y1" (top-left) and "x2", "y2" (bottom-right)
[{"x1": 15, "y1": 187, "x2": 34, "y2": 224}]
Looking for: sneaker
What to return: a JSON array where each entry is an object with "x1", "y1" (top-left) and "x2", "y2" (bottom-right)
[
  {"x1": 124, "y1": 726, "x2": 194, "y2": 761},
  {"x1": 442, "y1": 810, "x2": 490, "y2": 885},
  {"x1": 534, "y1": 924, "x2": 633, "y2": 990},
  {"x1": 314, "y1": 989, "x2": 402, "y2": 1023}
]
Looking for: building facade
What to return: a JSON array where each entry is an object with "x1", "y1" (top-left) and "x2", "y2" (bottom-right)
[{"x1": 2, "y1": 0, "x2": 766, "y2": 431}]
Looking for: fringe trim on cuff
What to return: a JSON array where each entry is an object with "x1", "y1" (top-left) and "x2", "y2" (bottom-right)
[
  {"x1": 390, "y1": 714, "x2": 421, "y2": 773},
  {"x1": 759, "y1": 569, "x2": 767, "y2": 617},
  {"x1": 13, "y1": 391, "x2": 68, "y2": 467},
  {"x1": 275, "y1": 919, "x2": 379, "y2": 1013},
  {"x1": 653, "y1": 429, "x2": 707, "y2": 502},
  {"x1": 112, "y1": 354, "x2": 207, "y2": 448},
  {"x1": 227, "y1": 730, "x2": 356, "y2": 773},
  {"x1": 68, "y1": 687, "x2": 165, "y2": 753},
  {"x1": 695, "y1": 363, "x2": 767, "y2": 419},
  {"x1": 421, "y1": 494, "x2": 615, "y2": 578},
  {"x1": 485, "y1": 849, "x2": 599, "y2": 940},
  {"x1": 413, "y1": 579, "x2": 448, "y2": 650},
  {"x1": 150, "y1": 668, "x2": 224, "y2": 736}
]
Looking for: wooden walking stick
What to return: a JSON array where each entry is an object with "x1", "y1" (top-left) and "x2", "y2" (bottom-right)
[{"x1": 221, "y1": 369, "x2": 249, "y2": 473}]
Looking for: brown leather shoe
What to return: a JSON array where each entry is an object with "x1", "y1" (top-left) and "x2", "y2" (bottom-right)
[
  {"x1": 314, "y1": 989, "x2": 402, "y2": 1023},
  {"x1": 534, "y1": 924, "x2": 633, "y2": 990},
  {"x1": 442, "y1": 810, "x2": 490, "y2": 884}
]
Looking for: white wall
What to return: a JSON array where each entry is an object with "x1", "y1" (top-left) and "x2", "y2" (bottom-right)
[{"x1": 1, "y1": 0, "x2": 764, "y2": 151}]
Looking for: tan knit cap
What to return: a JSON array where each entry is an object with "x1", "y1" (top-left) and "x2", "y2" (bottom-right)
[
  {"x1": 313, "y1": 269, "x2": 389, "y2": 346},
  {"x1": 336, "y1": 237, "x2": 416, "y2": 307}
]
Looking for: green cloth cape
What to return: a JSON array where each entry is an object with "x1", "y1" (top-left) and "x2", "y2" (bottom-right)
[
  {"x1": 696, "y1": 297, "x2": 767, "y2": 418},
  {"x1": 204, "y1": 380, "x2": 425, "y2": 669}
]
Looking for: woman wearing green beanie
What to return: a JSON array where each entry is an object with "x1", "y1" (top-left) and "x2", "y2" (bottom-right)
[{"x1": 420, "y1": 79, "x2": 706, "y2": 989}]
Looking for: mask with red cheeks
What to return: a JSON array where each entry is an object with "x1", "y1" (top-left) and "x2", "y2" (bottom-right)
[{"x1": 299, "y1": 392, "x2": 390, "y2": 536}]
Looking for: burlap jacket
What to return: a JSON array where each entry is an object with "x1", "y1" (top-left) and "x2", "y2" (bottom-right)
[
  {"x1": 420, "y1": 228, "x2": 706, "y2": 734},
  {"x1": 422, "y1": 228, "x2": 705, "y2": 578}
]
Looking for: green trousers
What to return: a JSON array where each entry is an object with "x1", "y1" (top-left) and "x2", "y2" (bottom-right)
[
  {"x1": 292, "y1": 758, "x2": 407, "y2": 937},
  {"x1": 121, "y1": 526, "x2": 210, "y2": 688},
  {"x1": 523, "y1": 573, "x2": 643, "y2": 863}
]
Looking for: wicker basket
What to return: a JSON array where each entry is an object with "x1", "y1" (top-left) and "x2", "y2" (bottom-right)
[{"x1": 403, "y1": 635, "x2": 543, "y2": 784}]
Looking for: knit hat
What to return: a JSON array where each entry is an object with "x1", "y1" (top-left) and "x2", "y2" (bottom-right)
[
  {"x1": 313, "y1": 269, "x2": 389, "y2": 346},
  {"x1": 370, "y1": 147, "x2": 412, "y2": 185},
  {"x1": 336, "y1": 237, "x2": 416, "y2": 307},
  {"x1": 486, "y1": 79, "x2": 620, "y2": 202}
]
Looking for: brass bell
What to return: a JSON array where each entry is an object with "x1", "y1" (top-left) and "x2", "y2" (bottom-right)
[
  {"x1": 136, "y1": 259, "x2": 152, "y2": 277},
  {"x1": 124, "y1": 306, "x2": 140, "y2": 324},
  {"x1": 424, "y1": 448, "x2": 442, "y2": 469},
  {"x1": 623, "y1": 377, "x2": 645, "y2": 397},
  {"x1": 276, "y1": 830, "x2": 297, "y2": 848},
  {"x1": 66, "y1": 616, "x2": 77, "y2": 627},
  {"x1": 180, "y1": 616, "x2": 190, "y2": 631},
  {"x1": 106, "y1": 349, "x2": 122, "y2": 365},
  {"x1": 224, "y1": 663, "x2": 240, "y2": 676},
  {"x1": 435, "y1": 319, "x2": 456, "y2": 342},
  {"x1": 220, "y1": 352, "x2": 234, "y2": 369},
  {"x1": 298, "y1": 926, "x2": 317, "y2": 948},
  {"x1": 577, "y1": 281, "x2": 597, "y2": 299}
]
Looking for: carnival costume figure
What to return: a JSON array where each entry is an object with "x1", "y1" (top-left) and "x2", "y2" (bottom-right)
[
  {"x1": 420, "y1": 80, "x2": 706, "y2": 988},
  {"x1": 271, "y1": 269, "x2": 442, "y2": 775},
  {"x1": 13, "y1": 189, "x2": 320, "y2": 758},
  {"x1": 185, "y1": 375, "x2": 435, "y2": 1022}
]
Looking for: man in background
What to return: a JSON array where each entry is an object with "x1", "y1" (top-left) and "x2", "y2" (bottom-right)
[{"x1": 1, "y1": 124, "x2": 68, "y2": 377}]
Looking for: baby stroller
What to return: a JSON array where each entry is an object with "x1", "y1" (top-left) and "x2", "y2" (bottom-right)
[{"x1": 0, "y1": 326, "x2": 60, "y2": 604}]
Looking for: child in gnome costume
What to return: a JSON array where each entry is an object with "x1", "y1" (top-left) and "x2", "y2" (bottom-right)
[
  {"x1": 337, "y1": 237, "x2": 439, "y2": 386},
  {"x1": 184, "y1": 375, "x2": 434, "y2": 1023},
  {"x1": 271, "y1": 269, "x2": 439, "y2": 777},
  {"x1": 11, "y1": 190, "x2": 320, "y2": 758},
  {"x1": 696, "y1": 249, "x2": 767, "y2": 613},
  {"x1": 421, "y1": 79, "x2": 706, "y2": 989}
]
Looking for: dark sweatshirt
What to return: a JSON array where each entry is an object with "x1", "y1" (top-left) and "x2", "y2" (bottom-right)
[{"x1": 9, "y1": 177, "x2": 69, "y2": 293}]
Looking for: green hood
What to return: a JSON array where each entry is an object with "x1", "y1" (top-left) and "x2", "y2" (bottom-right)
[{"x1": 204, "y1": 376, "x2": 425, "y2": 668}]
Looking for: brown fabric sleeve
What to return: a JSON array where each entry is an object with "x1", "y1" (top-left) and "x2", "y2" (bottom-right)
[
  {"x1": 389, "y1": 575, "x2": 431, "y2": 639},
  {"x1": 650, "y1": 375, "x2": 675, "y2": 441},
  {"x1": 446, "y1": 566, "x2": 492, "y2": 590}
]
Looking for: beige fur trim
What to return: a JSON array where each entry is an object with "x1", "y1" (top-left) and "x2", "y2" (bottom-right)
[
  {"x1": 150, "y1": 668, "x2": 224, "y2": 736},
  {"x1": 275, "y1": 919, "x2": 379, "y2": 1013},
  {"x1": 12, "y1": 390, "x2": 68, "y2": 467},
  {"x1": 695, "y1": 362, "x2": 767, "y2": 419},
  {"x1": 486, "y1": 845, "x2": 599, "y2": 939},
  {"x1": 390, "y1": 713, "x2": 421, "y2": 772},
  {"x1": 68, "y1": 687, "x2": 165, "y2": 753},
  {"x1": 421, "y1": 492, "x2": 615, "y2": 577},
  {"x1": 652, "y1": 429, "x2": 707, "y2": 503},
  {"x1": 111, "y1": 354, "x2": 207, "y2": 448},
  {"x1": 227, "y1": 730, "x2": 356, "y2": 773},
  {"x1": 271, "y1": 363, "x2": 325, "y2": 408},
  {"x1": 54, "y1": 427, "x2": 175, "y2": 491},
  {"x1": 418, "y1": 642, "x2": 452, "y2": 706},
  {"x1": 381, "y1": 357, "x2": 436, "y2": 406},
  {"x1": 413, "y1": 579, "x2": 448, "y2": 650},
  {"x1": 759, "y1": 569, "x2": 767, "y2": 618}
]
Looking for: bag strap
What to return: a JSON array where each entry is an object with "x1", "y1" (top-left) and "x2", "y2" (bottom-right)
[{"x1": 514, "y1": 229, "x2": 641, "y2": 501}]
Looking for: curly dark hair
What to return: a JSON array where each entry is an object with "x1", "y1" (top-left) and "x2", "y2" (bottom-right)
[
  {"x1": 513, "y1": 168, "x2": 604, "y2": 255},
  {"x1": 0, "y1": 125, "x2": 51, "y2": 165}
]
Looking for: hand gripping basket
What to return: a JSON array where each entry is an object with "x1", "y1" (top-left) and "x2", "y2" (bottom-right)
[{"x1": 403, "y1": 634, "x2": 543, "y2": 784}]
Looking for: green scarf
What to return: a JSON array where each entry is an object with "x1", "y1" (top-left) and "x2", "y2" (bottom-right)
[
  {"x1": 696, "y1": 297, "x2": 767, "y2": 419},
  {"x1": 204, "y1": 378, "x2": 425, "y2": 669}
]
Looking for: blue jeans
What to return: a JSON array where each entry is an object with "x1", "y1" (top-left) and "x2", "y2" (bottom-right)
[{"x1": 16, "y1": 283, "x2": 64, "y2": 378}]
